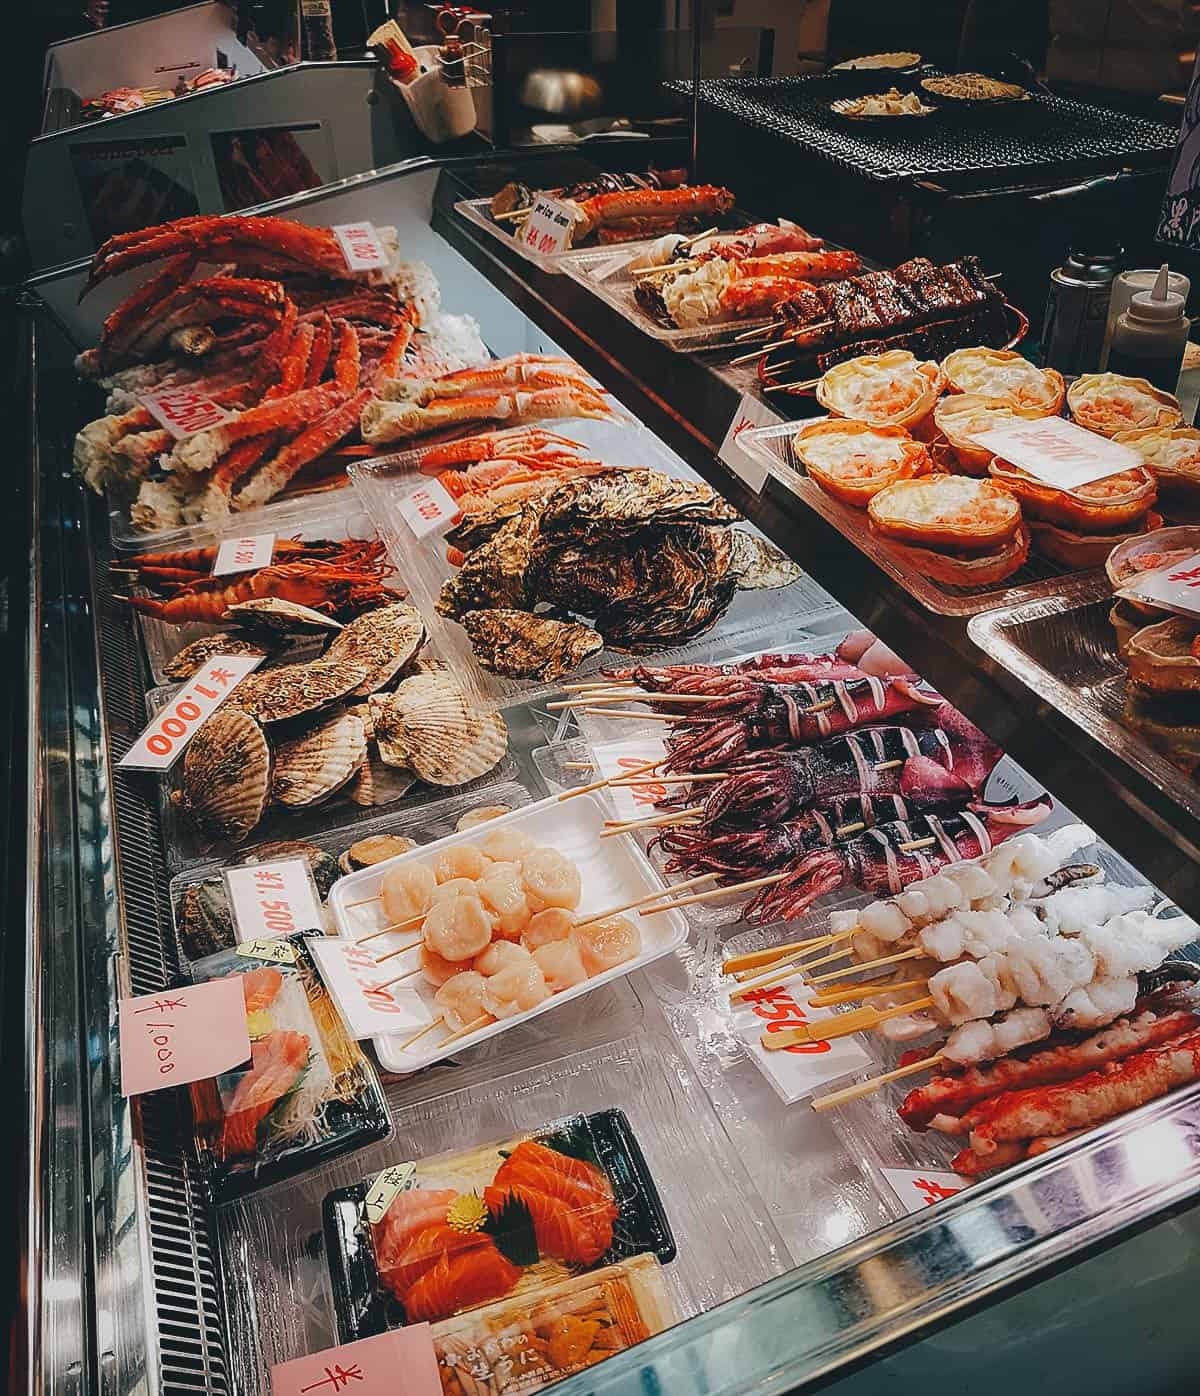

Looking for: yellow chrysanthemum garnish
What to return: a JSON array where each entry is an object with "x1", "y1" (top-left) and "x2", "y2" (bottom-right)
[
  {"x1": 446, "y1": 1193, "x2": 489, "y2": 1233},
  {"x1": 245, "y1": 1010, "x2": 273, "y2": 1040}
]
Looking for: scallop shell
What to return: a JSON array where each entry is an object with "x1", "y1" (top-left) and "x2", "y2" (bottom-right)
[
  {"x1": 390, "y1": 669, "x2": 508, "y2": 786},
  {"x1": 343, "y1": 833, "x2": 419, "y2": 870},
  {"x1": 223, "y1": 597, "x2": 344, "y2": 635},
  {"x1": 271, "y1": 710, "x2": 368, "y2": 807},
  {"x1": 163, "y1": 632, "x2": 270, "y2": 682},
  {"x1": 367, "y1": 692, "x2": 412, "y2": 768},
  {"x1": 347, "y1": 757, "x2": 417, "y2": 806},
  {"x1": 322, "y1": 601, "x2": 426, "y2": 697},
  {"x1": 229, "y1": 657, "x2": 363, "y2": 723},
  {"x1": 175, "y1": 707, "x2": 271, "y2": 842}
]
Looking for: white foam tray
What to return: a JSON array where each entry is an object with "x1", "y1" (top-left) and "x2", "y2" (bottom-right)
[{"x1": 327, "y1": 792, "x2": 690, "y2": 1074}]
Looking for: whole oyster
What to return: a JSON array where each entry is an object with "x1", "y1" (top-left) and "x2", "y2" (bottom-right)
[
  {"x1": 322, "y1": 601, "x2": 425, "y2": 697},
  {"x1": 241, "y1": 840, "x2": 341, "y2": 899},
  {"x1": 163, "y1": 632, "x2": 270, "y2": 682},
  {"x1": 536, "y1": 468, "x2": 739, "y2": 542},
  {"x1": 223, "y1": 597, "x2": 344, "y2": 635},
  {"x1": 174, "y1": 878, "x2": 235, "y2": 961},
  {"x1": 436, "y1": 511, "x2": 540, "y2": 620},
  {"x1": 600, "y1": 574, "x2": 739, "y2": 651},
  {"x1": 175, "y1": 707, "x2": 271, "y2": 842},
  {"x1": 271, "y1": 710, "x2": 368, "y2": 807},
  {"x1": 729, "y1": 530, "x2": 803, "y2": 590},
  {"x1": 387, "y1": 669, "x2": 508, "y2": 785},
  {"x1": 461, "y1": 609, "x2": 603, "y2": 682},
  {"x1": 229, "y1": 657, "x2": 363, "y2": 723}
]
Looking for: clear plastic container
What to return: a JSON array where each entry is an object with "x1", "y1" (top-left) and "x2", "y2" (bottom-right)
[{"x1": 453, "y1": 198, "x2": 666, "y2": 276}]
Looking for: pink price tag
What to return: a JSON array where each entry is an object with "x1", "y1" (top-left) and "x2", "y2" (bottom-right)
[
  {"x1": 118, "y1": 654, "x2": 264, "y2": 772},
  {"x1": 1118, "y1": 549, "x2": 1200, "y2": 618},
  {"x1": 271, "y1": 1326, "x2": 441, "y2": 1396},
  {"x1": 399, "y1": 478, "x2": 460, "y2": 539},
  {"x1": 518, "y1": 196, "x2": 578, "y2": 255},
  {"x1": 225, "y1": 859, "x2": 325, "y2": 941},
  {"x1": 212, "y1": 532, "x2": 275, "y2": 576},
  {"x1": 970, "y1": 415, "x2": 1142, "y2": 491},
  {"x1": 880, "y1": 1167, "x2": 964, "y2": 1214},
  {"x1": 333, "y1": 221, "x2": 389, "y2": 272},
  {"x1": 119, "y1": 978, "x2": 251, "y2": 1096},
  {"x1": 139, "y1": 384, "x2": 233, "y2": 439}
]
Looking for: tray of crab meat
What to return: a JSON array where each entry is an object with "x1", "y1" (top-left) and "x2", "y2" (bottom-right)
[{"x1": 327, "y1": 794, "x2": 689, "y2": 1074}]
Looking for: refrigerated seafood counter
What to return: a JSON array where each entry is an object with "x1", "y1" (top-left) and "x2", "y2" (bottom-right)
[{"x1": 18, "y1": 149, "x2": 1200, "y2": 1396}]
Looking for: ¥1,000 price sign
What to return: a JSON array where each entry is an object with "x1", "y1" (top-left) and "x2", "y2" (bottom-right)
[
  {"x1": 225, "y1": 858, "x2": 325, "y2": 942},
  {"x1": 119, "y1": 979, "x2": 252, "y2": 1096},
  {"x1": 270, "y1": 1325, "x2": 440, "y2": 1396},
  {"x1": 118, "y1": 654, "x2": 264, "y2": 772},
  {"x1": 399, "y1": 478, "x2": 460, "y2": 539}
]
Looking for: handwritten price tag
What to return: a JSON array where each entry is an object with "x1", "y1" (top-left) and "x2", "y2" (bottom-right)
[
  {"x1": 333, "y1": 221, "x2": 389, "y2": 272},
  {"x1": 399, "y1": 478, "x2": 460, "y2": 539},
  {"x1": 271, "y1": 1326, "x2": 440, "y2": 1396},
  {"x1": 139, "y1": 384, "x2": 233, "y2": 439},
  {"x1": 518, "y1": 195, "x2": 578, "y2": 255},
  {"x1": 718, "y1": 392, "x2": 781, "y2": 490},
  {"x1": 118, "y1": 654, "x2": 263, "y2": 772},
  {"x1": 1118, "y1": 549, "x2": 1200, "y2": 618},
  {"x1": 735, "y1": 981, "x2": 872, "y2": 1105},
  {"x1": 225, "y1": 859, "x2": 324, "y2": 942},
  {"x1": 881, "y1": 1167, "x2": 964, "y2": 1214},
  {"x1": 212, "y1": 532, "x2": 275, "y2": 576},
  {"x1": 971, "y1": 415, "x2": 1141, "y2": 491},
  {"x1": 119, "y1": 979, "x2": 251, "y2": 1096},
  {"x1": 362, "y1": 1161, "x2": 417, "y2": 1224},
  {"x1": 590, "y1": 737, "x2": 668, "y2": 822},
  {"x1": 307, "y1": 936, "x2": 426, "y2": 1039}
]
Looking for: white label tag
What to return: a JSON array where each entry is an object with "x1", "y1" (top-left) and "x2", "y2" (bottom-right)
[
  {"x1": 718, "y1": 393, "x2": 782, "y2": 491},
  {"x1": 234, "y1": 938, "x2": 299, "y2": 965},
  {"x1": 225, "y1": 859, "x2": 325, "y2": 941},
  {"x1": 139, "y1": 384, "x2": 232, "y2": 439},
  {"x1": 1118, "y1": 549, "x2": 1200, "y2": 618},
  {"x1": 118, "y1": 654, "x2": 263, "y2": 771},
  {"x1": 519, "y1": 195, "x2": 578, "y2": 255},
  {"x1": 362, "y1": 1162, "x2": 417, "y2": 1224},
  {"x1": 399, "y1": 478, "x2": 460, "y2": 539},
  {"x1": 881, "y1": 1167, "x2": 965, "y2": 1213},
  {"x1": 970, "y1": 415, "x2": 1141, "y2": 491},
  {"x1": 307, "y1": 936, "x2": 427, "y2": 1039},
  {"x1": 212, "y1": 532, "x2": 275, "y2": 576},
  {"x1": 334, "y1": 220, "x2": 389, "y2": 272},
  {"x1": 590, "y1": 737, "x2": 669, "y2": 822},
  {"x1": 735, "y1": 980, "x2": 873, "y2": 1105},
  {"x1": 590, "y1": 250, "x2": 637, "y2": 282}
]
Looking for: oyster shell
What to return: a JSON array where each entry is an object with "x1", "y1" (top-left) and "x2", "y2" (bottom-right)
[
  {"x1": 241, "y1": 840, "x2": 341, "y2": 899},
  {"x1": 456, "y1": 805, "x2": 512, "y2": 831},
  {"x1": 436, "y1": 512, "x2": 540, "y2": 620},
  {"x1": 322, "y1": 601, "x2": 426, "y2": 697},
  {"x1": 461, "y1": 609, "x2": 603, "y2": 681},
  {"x1": 174, "y1": 878, "x2": 235, "y2": 961},
  {"x1": 271, "y1": 710, "x2": 368, "y2": 807},
  {"x1": 600, "y1": 574, "x2": 739, "y2": 651},
  {"x1": 340, "y1": 833, "x2": 419, "y2": 873},
  {"x1": 229, "y1": 657, "x2": 363, "y2": 723},
  {"x1": 223, "y1": 597, "x2": 344, "y2": 635},
  {"x1": 348, "y1": 758, "x2": 417, "y2": 806},
  {"x1": 175, "y1": 707, "x2": 271, "y2": 842},
  {"x1": 163, "y1": 632, "x2": 270, "y2": 682},
  {"x1": 536, "y1": 468, "x2": 739, "y2": 542},
  {"x1": 729, "y1": 530, "x2": 804, "y2": 590},
  {"x1": 389, "y1": 669, "x2": 508, "y2": 785}
]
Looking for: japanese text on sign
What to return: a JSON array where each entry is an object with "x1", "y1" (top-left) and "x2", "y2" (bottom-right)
[
  {"x1": 271, "y1": 1327, "x2": 441, "y2": 1396},
  {"x1": 971, "y1": 415, "x2": 1141, "y2": 491},
  {"x1": 118, "y1": 654, "x2": 264, "y2": 771},
  {"x1": 213, "y1": 532, "x2": 275, "y2": 575},
  {"x1": 741, "y1": 983, "x2": 831, "y2": 1054},
  {"x1": 1119, "y1": 549, "x2": 1200, "y2": 619},
  {"x1": 718, "y1": 393, "x2": 781, "y2": 490},
  {"x1": 362, "y1": 1161, "x2": 417, "y2": 1224},
  {"x1": 333, "y1": 221, "x2": 389, "y2": 272},
  {"x1": 235, "y1": 938, "x2": 299, "y2": 965},
  {"x1": 139, "y1": 383, "x2": 233, "y2": 439},
  {"x1": 118, "y1": 979, "x2": 252, "y2": 1096},
  {"x1": 518, "y1": 196, "x2": 578, "y2": 255},
  {"x1": 881, "y1": 1167, "x2": 964, "y2": 1214},
  {"x1": 225, "y1": 859, "x2": 324, "y2": 943},
  {"x1": 736, "y1": 980, "x2": 872, "y2": 1105},
  {"x1": 306, "y1": 936, "x2": 417, "y2": 1040},
  {"x1": 399, "y1": 478, "x2": 460, "y2": 539}
]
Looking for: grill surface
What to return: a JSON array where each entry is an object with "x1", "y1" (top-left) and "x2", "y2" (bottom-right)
[{"x1": 674, "y1": 74, "x2": 1178, "y2": 186}]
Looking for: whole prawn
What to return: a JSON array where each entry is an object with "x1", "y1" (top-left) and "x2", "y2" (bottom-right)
[{"x1": 125, "y1": 560, "x2": 396, "y2": 624}]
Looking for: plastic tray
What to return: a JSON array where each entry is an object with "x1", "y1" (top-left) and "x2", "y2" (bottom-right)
[
  {"x1": 455, "y1": 196, "x2": 672, "y2": 275},
  {"x1": 349, "y1": 415, "x2": 840, "y2": 708},
  {"x1": 327, "y1": 792, "x2": 690, "y2": 1074},
  {"x1": 968, "y1": 571, "x2": 1200, "y2": 823},
  {"x1": 737, "y1": 419, "x2": 1104, "y2": 618}
]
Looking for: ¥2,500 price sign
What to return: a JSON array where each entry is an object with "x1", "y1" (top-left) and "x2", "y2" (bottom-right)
[
  {"x1": 333, "y1": 221, "x2": 389, "y2": 272},
  {"x1": 225, "y1": 858, "x2": 325, "y2": 942},
  {"x1": 118, "y1": 654, "x2": 264, "y2": 772},
  {"x1": 139, "y1": 383, "x2": 233, "y2": 439}
]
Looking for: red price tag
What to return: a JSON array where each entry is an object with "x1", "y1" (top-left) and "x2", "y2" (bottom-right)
[
  {"x1": 881, "y1": 1167, "x2": 964, "y2": 1213},
  {"x1": 118, "y1": 654, "x2": 264, "y2": 771},
  {"x1": 399, "y1": 478, "x2": 460, "y2": 539},
  {"x1": 139, "y1": 384, "x2": 232, "y2": 439},
  {"x1": 333, "y1": 221, "x2": 389, "y2": 272},
  {"x1": 307, "y1": 937, "x2": 419, "y2": 1039},
  {"x1": 224, "y1": 858, "x2": 324, "y2": 941},
  {"x1": 271, "y1": 1327, "x2": 440, "y2": 1396},
  {"x1": 119, "y1": 979, "x2": 252, "y2": 1095},
  {"x1": 212, "y1": 532, "x2": 275, "y2": 576},
  {"x1": 518, "y1": 196, "x2": 578, "y2": 255}
]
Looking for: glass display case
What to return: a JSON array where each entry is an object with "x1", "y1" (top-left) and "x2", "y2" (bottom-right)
[{"x1": 18, "y1": 139, "x2": 1200, "y2": 1396}]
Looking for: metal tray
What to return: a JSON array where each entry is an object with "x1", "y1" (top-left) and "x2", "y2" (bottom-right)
[
  {"x1": 968, "y1": 571, "x2": 1200, "y2": 823},
  {"x1": 737, "y1": 419, "x2": 1102, "y2": 618}
]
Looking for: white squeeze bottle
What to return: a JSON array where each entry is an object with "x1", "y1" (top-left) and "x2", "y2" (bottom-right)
[{"x1": 1107, "y1": 263, "x2": 1190, "y2": 394}]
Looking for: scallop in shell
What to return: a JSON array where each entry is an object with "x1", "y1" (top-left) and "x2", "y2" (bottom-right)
[
  {"x1": 241, "y1": 840, "x2": 341, "y2": 898},
  {"x1": 229, "y1": 657, "x2": 363, "y2": 723},
  {"x1": 223, "y1": 597, "x2": 344, "y2": 636},
  {"x1": 390, "y1": 669, "x2": 508, "y2": 786},
  {"x1": 348, "y1": 758, "x2": 417, "y2": 806},
  {"x1": 367, "y1": 692, "x2": 411, "y2": 769},
  {"x1": 322, "y1": 601, "x2": 426, "y2": 697},
  {"x1": 271, "y1": 710, "x2": 368, "y2": 807},
  {"x1": 175, "y1": 707, "x2": 271, "y2": 842},
  {"x1": 163, "y1": 632, "x2": 271, "y2": 682}
]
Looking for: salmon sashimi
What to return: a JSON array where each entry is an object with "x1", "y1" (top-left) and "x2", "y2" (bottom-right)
[
  {"x1": 401, "y1": 1237, "x2": 522, "y2": 1322},
  {"x1": 494, "y1": 1157, "x2": 619, "y2": 1229},
  {"x1": 484, "y1": 1182, "x2": 611, "y2": 1267},
  {"x1": 374, "y1": 1189, "x2": 458, "y2": 1274},
  {"x1": 239, "y1": 965, "x2": 285, "y2": 1013},
  {"x1": 379, "y1": 1222, "x2": 490, "y2": 1297},
  {"x1": 495, "y1": 1140, "x2": 617, "y2": 1210},
  {"x1": 218, "y1": 1028, "x2": 310, "y2": 1159}
]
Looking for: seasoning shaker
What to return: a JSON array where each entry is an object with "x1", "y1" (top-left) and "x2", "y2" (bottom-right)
[
  {"x1": 1041, "y1": 245, "x2": 1123, "y2": 375},
  {"x1": 1107, "y1": 264, "x2": 1190, "y2": 394}
]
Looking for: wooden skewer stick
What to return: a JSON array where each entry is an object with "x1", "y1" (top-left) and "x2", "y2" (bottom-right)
[
  {"x1": 576, "y1": 707, "x2": 694, "y2": 722},
  {"x1": 875, "y1": 759, "x2": 904, "y2": 771},
  {"x1": 369, "y1": 963, "x2": 423, "y2": 991},
  {"x1": 732, "y1": 322, "x2": 779, "y2": 343},
  {"x1": 898, "y1": 836, "x2": 938, "y2": 853},
  {"x1": 440, "y1": 1012, "x2": 493, "y2": 1047},
  {"x1": 600, "y1": 805, "x2": 705, "y2": 838},
  {"x1": 492, "y1": 208, "x2": 530, "y2": 223},
  {"x1": 835, "y1": 821, "x2": 866, "y2": 837},
  {"x1": 809, "y1": 976, "x2": 929, "y2": 1008},
  {"x1": 548, "y1": 693, "x2": 726, "y2": 711},
  {"x1": 729, "y1": 959, "x2": 811, "y2": 1002},
  {"x1": 557, "y1": 754, "x2": 664, "y2": 801},
  {"x1": 728, "y1": 342, "x2": 786, "y2": 367},
  {"x1": 373, "y1": 938, "x2": 423, "y2": 965},
  {"x1": 722, "y1": 930, "x2": 848, "y2": 976},
  {"x1": 397, "y1": 1015, "x2": 446, "y2": 1051},
  {"x1": 558, "y1": 679, "x2": 635, "y2": 692},
  {"x1": 764, "y1": 377, "x2": 821, "y2": 395},
  {"x1": 638, "y1": 869, "x2": 790, "y2": 915},
  {"x1": 677, "y1": 225, "x2": 718, "y2": 251},
  {"x1": 807, "y1": 945, "x2": 924, "y2": 986},
  {"x1": 345, "y1": 893, "x2": 383, "y2": 909},
  {"x1": 799, "y1": 697, "x2": 836, "y2": 713},
  {"x1": 762, "y1": 995, "x2": 934, "y2": 1050},
  {"x1": 610, "y1": 771, "x2": 730, "y2": 787},
  {"x1": 574, "y1": 871, "x2": 720, "y2": 928},
  {"x1": 811, "y1": 1053, "x2": 945, "y2": 1110},
  {"x1": 561, "y1": 761, "x2": 595, "y2": 771},
  {"x1": 789, "y1": 943, "x2": 855, "y2": 976},
  {"x1": 732, "y1": 931, "x2": 857, "y2": 982},
  {"x1": 355, "y1": 913, "x2": 424, "y2": 943}
]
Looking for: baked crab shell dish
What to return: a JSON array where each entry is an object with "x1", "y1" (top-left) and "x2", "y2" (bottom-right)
[
  {"x1": 793, "y1": 419, "x2": 932, "y2": 508},
  {"x1": 1067, "y1": 373, "x2": 1182, "y2": 438},
  {"x1": 933, "y1": 394, "x2": 1058, "y2": 474},
  {"x1": 816, "y1": 350, "x2": 945, "y2": 435},
  {"x1": 940, "y1": 348, "x2": 1064, "y2": 415}
]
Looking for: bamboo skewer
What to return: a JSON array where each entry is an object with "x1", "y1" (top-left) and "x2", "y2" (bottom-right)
[
  {"x1": 561, "y1": 761, "x2": 595, "y2": 771},
  {"x1": 898, "y1": 836, "x2": 938, "y2": 853},
  {"x1": 677, "y1": 225, "x2": 718, "y2": 251},
  {"x1": 722, "y1": 932, "x2": 846, "y2": 976},
  {"x1": 369, "y1": 963, "x2": 423, "y2": 992},
  {"x1": 786, "y1": 943, "x2": 855, "y2": 977},
  {"x1": 764, "y1": 376, "x2": 820, "y2": 394},
  {"x1": 638, "y1": 869, "x2": 789, "y2": 914},
  {"x1": 441, "y1": 1012, "x2": 492, "y2": 1046},
  {"x1": 732, "y1": 931, "x2": 857, "y2": 983},
  {"x1": 574, "y1": 871, "x2": 720, "y2": 928},
  {"x1": 808, "y1": 945, "x2": 924, "y2": 986},
  {"x1": 609, "y1": 771, "x2": 730, "y2": 787},
  {"x1": 600, "y1": 805, "x2": 705, "y2": 837},
  {"x1": 836, "y1": 821, "x2": 866, "y2": 837},
  {"x1": 396, "y1": 1016, "x2": 446, "y2": 1050},
  {"x1": 811, "y1": 1053, "x2": 945, "y2": 1110},
  {"x1": 576, "y1": 708, "x2": 692, "y2": 723},
  {"x1": 809, "y1": 976, "x2": 929, "y2": 1008},
  {"x1": 373, "y1": 938, "x2": 422, "y2": 965},
  {"x1": 729, "y1": 957, "x2": 815, "y2": 1002},
  {"x1": 557, "y1": 754, "x2": 664, "y2": 801},
  {"x1": 355, "y1": 913, "x2": 424, "y2": 942},
  {"x1": 548, "y1": 693, "x2": 726, "y2": 710},
  {"x1": 762, "y1": 995, "x2": 934, "y2": 1050}
]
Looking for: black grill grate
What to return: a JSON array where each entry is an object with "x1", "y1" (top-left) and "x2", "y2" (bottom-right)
[{"x1": 672, "y1": 74, "x2": 1178, "y2": 186}]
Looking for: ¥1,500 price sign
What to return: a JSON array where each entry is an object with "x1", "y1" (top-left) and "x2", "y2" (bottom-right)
[
  {"x1": 212, "y1": 531, "x2": 275, "y2": 575},
  {"x1": 118, "y1": 654, "x2": 264, "y2": 771},
  {"x1": 225, "y1": 858, "x2": 325, "y2": 942}
]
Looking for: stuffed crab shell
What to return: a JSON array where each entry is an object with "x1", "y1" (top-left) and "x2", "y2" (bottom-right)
[
  {"x1": 793, "y1": 419, "x2": 932, "y2": 507},
  {"x1": 940, "y1": 348, "x2": 1064, "y2": 415},
  {"x1": 988, "y1": 459, "x2": 1157, "y2": 530},
  {"x1": 1114, "y1": 426, "x2": 1200, "y2": 504},
  {"x1": 933, "y1": 394, "x2": 1058, "y2": 474},
  {"x1": 1067, "y1": 373, "x2": 1182, "y2": 438},
  {"x1": 816, "y1": 350, "x2": 944, "y2": 435}
]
